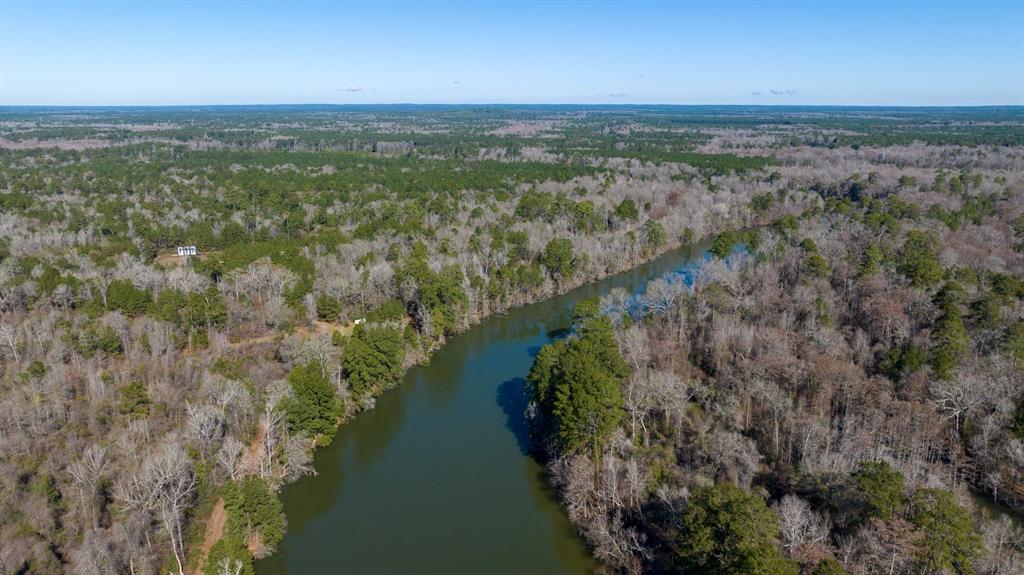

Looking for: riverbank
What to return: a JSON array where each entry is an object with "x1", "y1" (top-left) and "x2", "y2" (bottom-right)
[
  {"x1": 187, "y1": 203, "x2": 807, "y2": 573},
  {"x1": 256, "y1": 231, "x2": 731, "y2": 573}
]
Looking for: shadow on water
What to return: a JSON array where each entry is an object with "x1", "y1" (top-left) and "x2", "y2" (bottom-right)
[
  {"x1": 276, "y1": 430, "x2": 349, "y2": 539},
  {"x1": 497, "y1": 377, "x2": 533, "y2": 455},
  {"x1": 351, "y1": 382, "x2": 407, "y2": 473},
  {"x1": 546, "y1": 327, "x2": 571, "y2": 340},
  {"x1": 423, "y1": 348, "x2": 467, "y2": 406},
  {"x1": 279, "y1": 369, "x2": 414, "y2": 538}
]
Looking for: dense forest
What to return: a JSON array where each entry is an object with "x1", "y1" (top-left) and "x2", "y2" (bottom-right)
[
  {"x1": 527, "y1": 125, "x2": 1024, "y2": 573},
  {"x1": 0, "y1": 105, "x2": 1022, "y2": 574}
]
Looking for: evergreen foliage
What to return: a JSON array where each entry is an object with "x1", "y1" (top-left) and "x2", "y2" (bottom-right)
[
  {"x1": 711, "y1": 231, "x2": 737, "y2": 259},
  {"x1": 203, "y1": 536, "x2": 254, "y2": 575},
  {"x1": 366, "y1": 299, "x2": 406, "y2": 322},
  {"x1": 223, "y1": 476, "x2": 286, "y2": 557},
  {"x1": 526, "y1": 316, "x2": 628, "y2": 453},
  {"x1": 614, "y1": 198, "x2": 639, "y2": 221},
  {"x1": 909, "y1": 488, "x2": 983, "y2": 575},
  {"x1": 282, "y1": 362, "x2": 341, "y2": 441},
  {"x1": 853, "y1": 460, "x2": 905, "y2": 520},
  {"x1": 315, "y1": 295, "x2": 341, "y2": 322},
  {"x1": 540, "y1": 238, "x2": 581, "y2": 284},
  {"x1": 676, "y1": 484, "x2": 797, "y2": 575},
  {"x1": 898, "y1": 230, "x2": 944, "y2": 288},
  {"x1": 342, "y1": 325, "x2": 405, "y2": 398},
  {"x1": 810, "y1": 558, "x2": 849, "y2": 575},
  {"x1": 931, "y1": 284, "x2": 970, "y2": 380},
  {"x1": 106, "y1": 279, "x2": 151, "y2": 316}
]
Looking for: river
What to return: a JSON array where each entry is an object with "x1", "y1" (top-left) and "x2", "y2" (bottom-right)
[{"x1": 255, "y1": 238, "x2": 718, "y2": 574}]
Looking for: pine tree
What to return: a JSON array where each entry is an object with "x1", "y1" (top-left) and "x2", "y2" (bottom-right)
[
  {"x1": 342, "y1": 325, "x2": 405, "y2": 398},
  {"x1": 283, "y1": 362, "x2": 341, "y2": 440},
  {"x1": 540, "y1": 238, "x2": 580, "y2": 284},
  {"x1": 853, "y1": 460, "x2": 905, "y2": 520},
  {"x1": 677, "y1": 484, "x2": 798, "y2": 575},
  {"x1": 931, "y1": 284, "x2": 969, "y2": 380},
  {"x1": 898, "y1": 230, "x2": 944, "y2": 288},
  {"x1": 910, "y1": 488, "x2": 983, "y2": 574},
  {"x1": 526, "y1": 316, "x2": 628, "y2": 454},
  {"x1": 223, "y1": 476, "x2": 286, "y2": 558}
]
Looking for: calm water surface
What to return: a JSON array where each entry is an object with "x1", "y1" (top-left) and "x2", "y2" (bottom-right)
[{"x1": 257, "y1": 239, "x2": 716, "y2": 575}]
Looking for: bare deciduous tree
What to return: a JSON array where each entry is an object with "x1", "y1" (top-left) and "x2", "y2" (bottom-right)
[
  {"x1": 218, "y1": 436, "x2": 246, "y2": 482},
  {"x1": 774, "y1": 494, "x2": 830, "y2": 560},
  {"x1": 68, "y1": 445, "x2": 107, "y2": 529},
  {"x1": 114, "y1": 441, "x2": 195, "y2": 575}
]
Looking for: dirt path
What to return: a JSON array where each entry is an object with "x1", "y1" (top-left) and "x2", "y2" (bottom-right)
[
  {"x1": 188, "y1": 320, "x2": 357, "y2": 572},
  {"x1": 192, "y1": 499, "x2": 227, "y2": 575},
  {"x1": 190, "y1": 428, "x2": 265, "y2": 574},
  {"x1": 241, "y1": 427, "x2": 265, "y2": 475},
  {"x1": 227, "y1": 331, "x2": 280, "y2": 349},
  {"x1": 223, "y1": 320, "x2": 353, "y2": 351}
]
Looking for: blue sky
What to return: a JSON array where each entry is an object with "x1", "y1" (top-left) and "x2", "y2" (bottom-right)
[{"x1": 1, "y1": 1, "x2": 1021, "y2": 106}]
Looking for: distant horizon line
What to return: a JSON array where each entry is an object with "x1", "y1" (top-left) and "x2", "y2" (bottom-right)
[{"x1": 1, "y1": 102, "x2": 1023, "y2": 110}]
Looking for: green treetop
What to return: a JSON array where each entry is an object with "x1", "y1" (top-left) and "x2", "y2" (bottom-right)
[
  {"x1": 853, "y1": 460, "x2": 905, "y2": 520},
  {"x1": 711, "y1": 231, "x2": 737, "y2": 259},
  {"x1": 526, "y1": 316, "x2": 628, "y2": 454},
  {"x1": 342, "y1": 325, "x2": 405, "y2": 399},
  {"x1": 909, "y1": 488, "x2": 983, "y2": 575},
  {"x1": 223, "y1": 476, "x2": 286, "y2": 558},
  {"x1": 898, "y1": 230, "x2": 944, "y2": 288},
  {"x1": 676, "y1": 483, "x2": 797, "y2": 575},
  {"x1": 540, "y1": 238, "x2": 581, "y2": 284},
  {"x1": 614, "y1": 198, "x2": 639, "y2": 221},
  {"x1": 283, "y1": 362, "x2": 342, "y2": 442}
]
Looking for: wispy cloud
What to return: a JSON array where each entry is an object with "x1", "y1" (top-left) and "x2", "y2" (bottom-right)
[
  {"x1": 340, "y1": 87, "x2": 364, "y2": 93},
  {"x1": 752, "y1": 89, "x2": 797, "y2": 97},
  {"x1": 608, "y1": 92, "x2": 627, "y2": 98}
]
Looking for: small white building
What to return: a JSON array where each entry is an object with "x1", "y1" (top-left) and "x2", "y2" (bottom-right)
[{"x1": 176, "y1": 246, "x2": 198, "y2": 256}]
